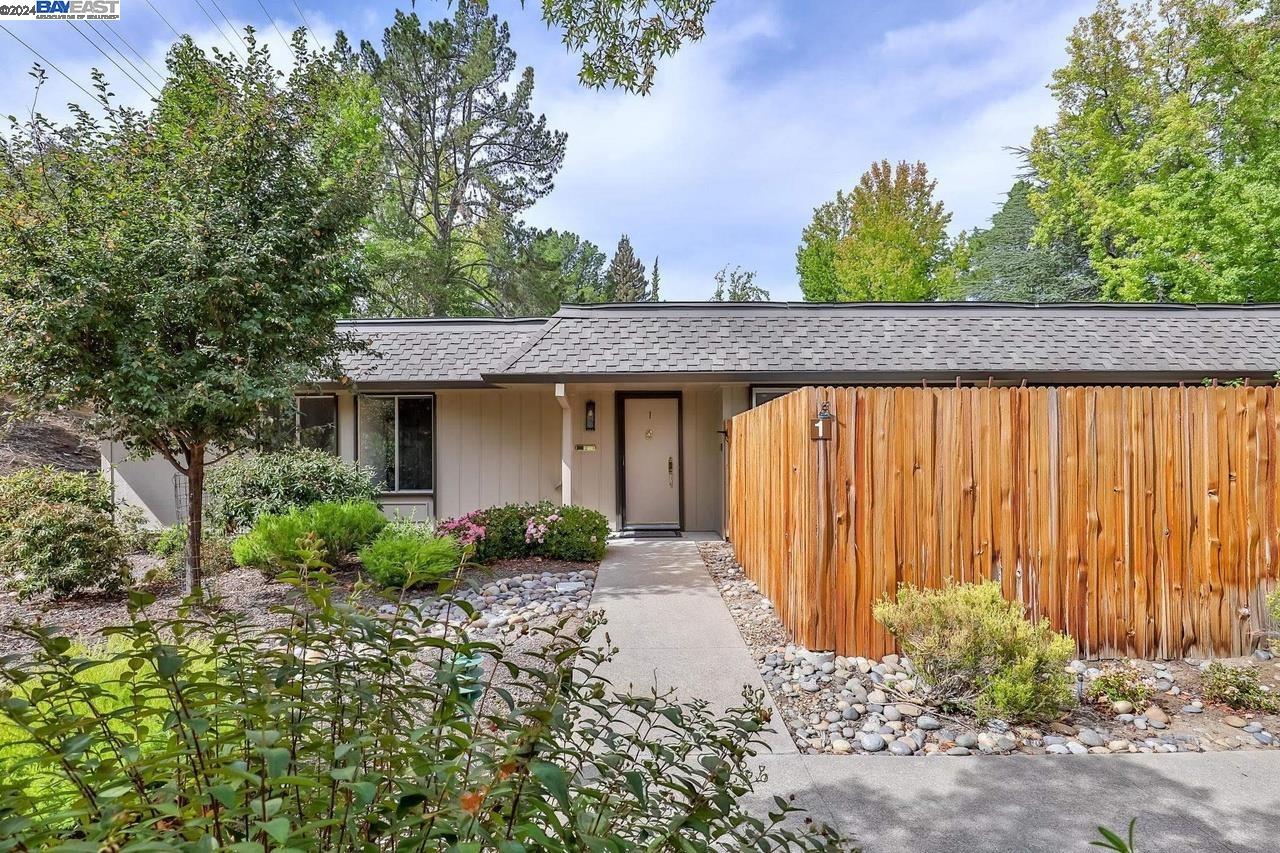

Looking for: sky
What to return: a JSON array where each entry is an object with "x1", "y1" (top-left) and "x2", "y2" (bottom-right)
[{"x1": 0, "y1": 0, "x2": 1095, "y2": 301}]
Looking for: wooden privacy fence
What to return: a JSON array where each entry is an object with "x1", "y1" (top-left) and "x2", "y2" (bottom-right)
[{"x1": 724, "y1": 385, "x2": 1280, "y2": 660}]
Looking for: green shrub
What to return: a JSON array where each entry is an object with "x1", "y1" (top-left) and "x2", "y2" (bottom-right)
[
  {"x1": 205, "y1": 448, "x2": 378, "y2": 531},
  {"x1": 1202, "y1": 661, "x2": 1278, "y2": 712},
  {"x1": 359, "y1": 521, "x2": 462, "y2": 588},
  {"x1": 231, "y1": 512, "x2": 309, "y2": 572},
  {"x1": 1088, "y1": 668, "x2": 1154, "y2": 707},
  {"x1": 528, "y1": 504, "x2": 609, "y2": 562},
  {"x1": 443, "y1": 502, "x2": 610, "y2": 564},
  {"x1": 0, "y1": 545, "x2": 851, "y2": 851},
  {"x1": 455, "y1": 503, "x2": 532, "y2": 563},
  {"x1": 0, "y1": 502, "x2": 127, "y2": 600},
  {"x1": 232, "y1": 500, "x2": 387, "y2": 573},
  {"x1": 874, "y1": 581, "x2": 1075, "y2": 723},
  {"x1": 0, "y1": 467, "x2": 112, "y2": 524},
  {"x1": 306, "y1": 500, "x2": 388, "y2": 556}
]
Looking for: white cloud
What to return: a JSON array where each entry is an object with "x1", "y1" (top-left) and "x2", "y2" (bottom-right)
[{"x1": 520, "y1": 0, "x2": 1093, "y2": 300}]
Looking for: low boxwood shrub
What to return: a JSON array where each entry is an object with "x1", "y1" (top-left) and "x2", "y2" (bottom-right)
[
  {"x1": 442, "y1": 502, "x2": 610, "y2": 564},
  {"x1": 1202, "y1": 661, "x2": 1278, "y2": 712},
  {"x1": 358, "y1": 521, "x2": 463, "y2": 589},
  {"x1": 232, "y1": 500, "x2": 387, "y2": 573},
  {"x1": 0, "y1": 467, "x2": 112, "y2": 524},
  {"x1": 0, "y1": 502, "x2": 127, "y2": 600},
  {"x1": 205, "y1": 448, "x2": 379, "y2": 531},
  {"x1": 0, "y1": 547, "x2": 851, "y2": 851},
  {"x1": 874, "y1": 581, "x2": 1075, "y2": 723}
]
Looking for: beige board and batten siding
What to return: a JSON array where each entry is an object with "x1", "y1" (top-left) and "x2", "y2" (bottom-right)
[
  {"x1": 104, "y1": 382, "x2": 740, "y2": 532},
  {"x1": 562, "y1": 382, "x2": 730, "y2": 532},
  {"x1": 338, "y1": 386, "x2": 563, "y2": 521}
]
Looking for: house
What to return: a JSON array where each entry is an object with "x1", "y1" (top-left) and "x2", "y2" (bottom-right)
[{"x1": 104, "y1": 301, "x2": 1280, "y2": 532}]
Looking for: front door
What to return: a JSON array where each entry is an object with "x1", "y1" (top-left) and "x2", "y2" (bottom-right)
[{"x1": 621, "y1": 395, "x2": 681, "y2": 528}]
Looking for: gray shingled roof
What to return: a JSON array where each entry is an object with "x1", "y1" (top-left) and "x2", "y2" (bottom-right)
[
  {"x1": 335, "y1": 318, "x2": 545, "y2": 385},
  {"x1": 330, "y1": 304, "x2": 1280, "y2": 386},
  {"x1": 488, "y1": 303, "x2": 1280, "y2": 383}
]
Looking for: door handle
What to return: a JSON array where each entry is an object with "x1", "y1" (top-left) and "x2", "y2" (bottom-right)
[{"x1": 668, "y1": 456, "x2": 674, "y2": 487}]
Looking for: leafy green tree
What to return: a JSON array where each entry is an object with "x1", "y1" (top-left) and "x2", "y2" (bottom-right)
[
  {"x1": 605, "y1": 234, "x2": 652, "y2": 301},
  {"x1": 797, "y1": 160, "x2": 952, "y2": 302},
  {"x1": 486, "y1": 224, "x2": 609, "y2": 315},
  {"x1": 1028, "y1": 0, "x2": 1280, "y2": 302},
  {"x1": 954, "y1": 181, "x2": 1100, "y2": 301},
  {"x1": 711, "y1": 265, "x2": 770, "y2": 301},
  {"x1": 0, "y1": 35, "x2": 379, "y2": 591},
  {"x1": 541, "y1": 0, "x2": 715, "y2": 93},
  {"x1": 356, "y1": 7, "x2": 567, "y2": 316}
]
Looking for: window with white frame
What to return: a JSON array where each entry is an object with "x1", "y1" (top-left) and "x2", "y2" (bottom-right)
[
  {"x1": 357, "y1": 395, "x2": 434, "y2": 492},
  {"x1": 296, "y1": 395, "x2": 338, "y2": 454}
]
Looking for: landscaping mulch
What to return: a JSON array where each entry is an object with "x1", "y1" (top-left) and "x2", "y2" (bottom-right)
[
  {"x1": 699, "y1": 540, "x2": 1280, "y2": 758},
  {"x1": 0, "y1": 559, "x2": 304, "y2": 658}
]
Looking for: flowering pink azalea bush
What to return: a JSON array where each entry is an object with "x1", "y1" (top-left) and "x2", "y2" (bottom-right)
[
  {"x1": 441, "y1": 502, "x2": 608, "y2": 563},
  {"x1": 439, "y1": 510, "x2": 486, "y2": 546}
]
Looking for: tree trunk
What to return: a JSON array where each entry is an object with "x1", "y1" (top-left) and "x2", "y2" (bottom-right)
[{"x1": 185, "y1": 442, "x2": 206, "y2": 595}]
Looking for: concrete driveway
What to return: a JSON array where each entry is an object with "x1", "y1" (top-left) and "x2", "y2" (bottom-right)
[{"x1": 591, "y1": 538, "x2": 1280, "y2": 853}]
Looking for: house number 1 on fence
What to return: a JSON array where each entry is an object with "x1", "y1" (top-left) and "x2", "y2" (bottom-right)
[{"x1": 810, "y1": 402, "x2": 834, "y2": 441}]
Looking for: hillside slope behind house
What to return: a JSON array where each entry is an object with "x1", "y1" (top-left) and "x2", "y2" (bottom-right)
[{"x1": 0, "y1": 403, "x2": 98, "y2": 474}]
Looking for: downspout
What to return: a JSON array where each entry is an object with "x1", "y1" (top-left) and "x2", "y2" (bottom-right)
[{"x1": 555, "y1": 384, "x2": 572, "y2": 507}]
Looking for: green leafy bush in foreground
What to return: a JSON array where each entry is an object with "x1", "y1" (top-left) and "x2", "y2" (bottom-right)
[
  {"x1": 358, "y1": 521, "x2": 463, "y2": 589},
  {"x1": 0, "y1": 540, "x2": 853, "y2": 851},
  {"x1": 0, "y1": 502, "x2": 127, "y2": 599},
  {"x1": 232, "y1": 500, "x2": 387, "y2": 572},
  {"x1": 205, "y1": 448, "x2": 379, "y2": 531},
  {"x1": 874, "y1": 581, "x2": 1075, "y2": 723}
]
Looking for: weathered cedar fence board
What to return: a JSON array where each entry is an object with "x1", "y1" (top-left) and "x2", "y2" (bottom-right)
[{"x1": 724, "y1": 385, "x2": 1280, "y2": 660}]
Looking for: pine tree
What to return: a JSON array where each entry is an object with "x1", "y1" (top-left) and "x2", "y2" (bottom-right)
[
  {"x1": 956, "y1": 181, "x2": 1098, "y2": 302},
  {"x1": 606, "y1": 235, "x2": 649, "y2": 302},
  {"x1": 650, "y1": 256, "x2": 661, "y2": 301}
]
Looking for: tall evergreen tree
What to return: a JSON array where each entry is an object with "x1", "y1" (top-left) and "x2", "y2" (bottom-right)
[
  {"x1": 355, "y1": 6, "x2": 567, "y2": 316},
  {"x1": 605, "y1": 235, "x2": 650, "y2": 302},
  {"x1": 650, "y1": 256, "x2": 661, "y2": 301},
  {"x1": 955, "y1": 181, "x2": 1099, "y2": 302}
]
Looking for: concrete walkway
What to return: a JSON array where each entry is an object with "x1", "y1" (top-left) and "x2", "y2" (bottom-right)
[
  {"x1": 591, "y1": 537, "x2": 794, "y2": 753},
  {"x1": 591, "y1": 539, "x2": 1280, "y2": 853}
]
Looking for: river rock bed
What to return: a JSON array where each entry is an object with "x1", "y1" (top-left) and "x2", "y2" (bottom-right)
[
  {"x1": 700, "y1": 541, "x2": 1280, "y2": 757},
  {"x1": 399, "y1": 563, "x2": 597, "y2": 645}
]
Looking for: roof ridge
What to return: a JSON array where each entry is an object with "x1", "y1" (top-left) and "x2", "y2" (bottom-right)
[
  {"x1": 492, "y1": 316, "x2": 564, "y2": 373},
  {"x1": 339, "y1": 316, "x2": 550, "y2": 326},
  {"x1": 553, "y1": 301, "x2": 1280, "y2": 315}
]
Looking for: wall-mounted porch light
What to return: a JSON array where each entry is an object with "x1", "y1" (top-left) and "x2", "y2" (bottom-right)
[{"x1": 585, "y1": 399, "x2": 597, "y2": 431}]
